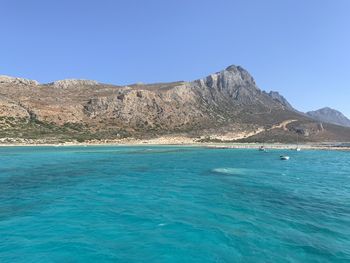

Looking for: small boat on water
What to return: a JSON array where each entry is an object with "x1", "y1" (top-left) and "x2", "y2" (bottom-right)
[
  {"x1": 280, "y1": 155, "x2": 290, "y2": 160},
  {"x1": 295, "y1": 133, "x2": 301, "y2": 151},
  {"x1": 259, "y1": 146, "x2": 266, "y2": 152}
]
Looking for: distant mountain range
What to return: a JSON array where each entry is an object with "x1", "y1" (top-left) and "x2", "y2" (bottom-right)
[
  {"x1": 306, "y1": 107, "x2": 350, "y2": 128},
  {"x1": 0, "y1": 65, "x2": 349, "y2": 143}
]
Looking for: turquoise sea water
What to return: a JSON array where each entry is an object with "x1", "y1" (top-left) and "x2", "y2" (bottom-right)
[{"x1": 0, "y1": 146, "x2": 349, "y2": 262}]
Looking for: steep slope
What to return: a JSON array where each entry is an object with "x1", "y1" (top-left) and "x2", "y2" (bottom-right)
[
  {"x1": 265, "y1": 91, "x2": 294, "y2": 111},
  {"x1": 306, "y1": 107, "x2": 350, "y2": 127},
  {"x1": 0, "y1": 66, "x2": 349, "y2": 143}
]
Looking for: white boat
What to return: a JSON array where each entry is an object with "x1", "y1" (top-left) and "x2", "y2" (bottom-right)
[
  {"x1": 295, "y1": 133, "x2": 301, "y2": 151},
  {"x1": 280, "y1": 155, "x2": 290, "y2": 160},
  {"x1": 259, "y1": 146, "x2": 266, "y2": 151}
]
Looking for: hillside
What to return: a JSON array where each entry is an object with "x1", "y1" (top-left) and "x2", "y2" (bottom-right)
[
  {"x1": 0, "y1": 66, "x2": 350, "y2": 143},
  {"x1": 307, "y1": 107, "x2": 350, "y2": 128}
]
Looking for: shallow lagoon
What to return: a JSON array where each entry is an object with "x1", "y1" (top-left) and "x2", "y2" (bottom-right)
[{"x1": 0, "y1": 146, "x2": 349, "y2": 262}]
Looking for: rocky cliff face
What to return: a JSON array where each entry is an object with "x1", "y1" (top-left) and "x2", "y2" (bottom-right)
[
  {"x1": 307, "y1": 107, "x2": 350, "y2": 127},
  {"x1": 0, "y1": 66, "x2": 349, "y2": 142},
  {"x1": 193, "y1": 66, "x2": 266, "y2": 105},
  {"x1": 266, "y1": 91, "x2": 294, "y2": 110}
]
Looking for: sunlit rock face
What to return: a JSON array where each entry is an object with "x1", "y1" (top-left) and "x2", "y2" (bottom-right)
[
  {"x1": 0, "y1": 65, "x2": 349, "y2": 142},
  {"x1": 0, "y1": 75, "x2": 39, "y2": 86}
]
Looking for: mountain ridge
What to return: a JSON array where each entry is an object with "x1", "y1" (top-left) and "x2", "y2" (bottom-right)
[
  {"x1": 306, "y1": 107, "x2": 350, "y2": 128},
  {"x1": 0, "y1": 65, "x2": 349, "y2": 143}
]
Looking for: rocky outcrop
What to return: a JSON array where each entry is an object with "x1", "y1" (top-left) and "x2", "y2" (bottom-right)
[
  {"x1": 193, "y1": 66, "x2": 263, "y2": 104},
  {"x1": 307, "y1": 107, "x2": 350, "y2": 127},
  {"x1": 50, "y1": 79, "x2": 99, "y2": 88},
  {"x1": 0, "y1": 75, "x2": 39, "y2": 86},
  {"x1": 0, "y1": 98, "x2": 30, "y2": 118},
  {"x1": 83, "y1": 83, "x2": 202, "y2": 131},
  {"x1": 266, "y1": 91, "x2": 294, "y2": 110}
]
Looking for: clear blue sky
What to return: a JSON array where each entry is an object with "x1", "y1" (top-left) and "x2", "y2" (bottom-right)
[{"x1": 1, "y1": 0, "x2": 349, "y2": 117}]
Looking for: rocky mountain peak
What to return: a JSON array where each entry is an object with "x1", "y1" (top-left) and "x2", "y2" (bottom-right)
[
  {"x1": 224, "y1": 65, "x2": 255, "y2": 83},
  {"x1": 307, "y1": 107, "x2": 350, "y2": 127},
  {"x1": 197, "y1": 65, "x2": 257, "y2": 89},
  {"x1": 225, "y1": 65, "x2": 245, "y2": 72},
  {"x1": 0, "y1": 75, "x2": 39, "y2": 86},
  {"x1": 315, "y1": 107, "x2": 338, "y2": 114},
  {"x1": 192, "y1": 65, "x2": 261, "y2": 106},
  {"x1": 225, "y1": 65, "x2": 240, "y2": 71}
]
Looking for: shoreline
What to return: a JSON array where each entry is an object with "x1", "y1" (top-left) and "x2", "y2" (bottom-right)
[{"x1": 0, "y1": 140, "x2": 349, "y2": 151}]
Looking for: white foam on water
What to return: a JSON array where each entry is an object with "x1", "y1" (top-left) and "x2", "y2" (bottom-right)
[{"x1": 212, "y1": 167, "x2": 250, "y2": 175}]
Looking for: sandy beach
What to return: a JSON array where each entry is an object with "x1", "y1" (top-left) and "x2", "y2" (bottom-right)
[{"x1": 0, "y1": 136, "x2": 349, "y2": 151}]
